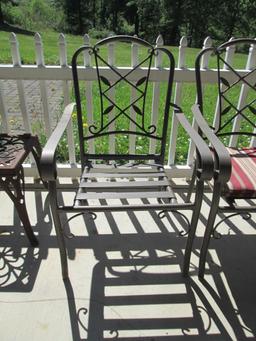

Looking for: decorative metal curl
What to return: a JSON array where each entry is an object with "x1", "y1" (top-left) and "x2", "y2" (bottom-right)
[
  {"x1": 109, "y1": 330, "x2": 119, "y2": 339},
  {"x1": 62, "y1": 212, "x2": 97, "y2": 239},
  {"x1": 77, "y1": 307, "x2": 88, "y2": 332},
  {"x1": 88, "y1": 124, "x2": 100, "y2": 135},
  {"x1": 158, "y1": 210, "x2": 191, "y2": 236},
  {"x1": 146, "y1": 124, "x2": 157, "y2": 134},
  {"x1": 212, "y1": 212, "x2": 252, "y2": 239}
]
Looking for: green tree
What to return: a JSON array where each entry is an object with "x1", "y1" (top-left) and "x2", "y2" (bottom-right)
[
  {"x1": 0, "y1": 0, "x2": 18, "y2": 24},
  {"x1": 136, "y1": 0, "x2": 161, "y2": 41},
  {"x1": 214, "y1": 0, "x2": 256, "y2": 40},
  {"x1": 160, "y1": 0, "x2": 184, "y2": 45},
  {"x1": 125, "y1": 1, "x2": 139, "y2": 35},
  {"x1": 183, "y1": 0, "x2": 218, "y2": 46}
]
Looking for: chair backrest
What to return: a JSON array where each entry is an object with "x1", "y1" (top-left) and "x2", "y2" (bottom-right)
[
  {"x1": 195, "y1": 38, "x2": 256, "y2": 147},
  {"x1": 71, "y1": 35, "x2": 175, "y2": 169}
]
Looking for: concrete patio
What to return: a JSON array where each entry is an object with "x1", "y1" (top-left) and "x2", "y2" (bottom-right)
[{"x1": 0, "y1": 179, "x2": 256, "y2": 340}]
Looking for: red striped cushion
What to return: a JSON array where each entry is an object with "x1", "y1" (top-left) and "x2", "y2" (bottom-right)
[{"x1": 223, "y1": 147, "x2": 256, "y2": 198}]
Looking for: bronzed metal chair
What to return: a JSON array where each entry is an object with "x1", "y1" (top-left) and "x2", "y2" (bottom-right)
[
  {"x1": 0, "y1": 133, "x2": 42, "y2": 246},
  {"x1": 191, "y1": 38, "x2": 256, "y2": 278},
  {"x1": 40, "y1": 35, "x2": 213, "y2": 279}
]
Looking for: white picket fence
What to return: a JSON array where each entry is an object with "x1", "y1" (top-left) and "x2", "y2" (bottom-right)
[{"x1": 0, "y1": 33, "x2": 255, "y2": 178}]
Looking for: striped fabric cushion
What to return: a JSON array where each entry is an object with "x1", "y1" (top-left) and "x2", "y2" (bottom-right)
[{"x1": 223, "y1": 147, "x2": 256, "y2": 198}]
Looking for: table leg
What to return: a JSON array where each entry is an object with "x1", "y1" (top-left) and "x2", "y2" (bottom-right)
[{"x1": 0, "y1": 167, "x2": 38, "y2": 246}]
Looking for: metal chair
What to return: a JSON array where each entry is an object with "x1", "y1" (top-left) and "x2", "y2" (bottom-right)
[
  {"x1": 191, "y1": 38, "x2": 256, "y2": 278},
  {"x1": 40, "y1": 35, "x2": 213, "y2": 279}
]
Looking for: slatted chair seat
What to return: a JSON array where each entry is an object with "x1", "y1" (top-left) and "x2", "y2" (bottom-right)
[{"x1": 74, "y1": 165, "x2": 177, "y2": 209}]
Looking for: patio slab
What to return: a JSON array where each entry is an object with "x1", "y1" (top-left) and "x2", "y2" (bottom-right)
[{"x1": 0, "y1": 182, "x2": 256, "y2": 340}]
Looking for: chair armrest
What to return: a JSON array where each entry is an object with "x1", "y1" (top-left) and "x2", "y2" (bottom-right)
[
  {"x1": 175, "y1": 112, "x2": 214, "y2": 181},
  {"x1": 40, "y1": 103, "x2": 76, "y2": 181},
  {"x1": 192, "y1": 104, "x2": 232, "y2": 183}
]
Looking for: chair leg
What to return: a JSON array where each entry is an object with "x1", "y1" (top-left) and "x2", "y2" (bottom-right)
[
  {"x1": 48, "y1": 181, "x2": 69, "y2": 280},
  {"x1": 198, "y1": 181, "x2": 222, "y2": 279},
  {"x1": 185, "y1": 162, "x2": 197, "y2": 203},
  {"x1": 183, "y1": 179, "x2": 204, "y2": 276},
  {"x1": 31, "y1": 136, "x2": 48, "y2": 188}
]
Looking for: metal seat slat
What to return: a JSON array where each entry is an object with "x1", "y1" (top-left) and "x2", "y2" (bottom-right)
[
  {"x1": 81, "y1": 172, "x2": 166, "y2": 179},
  {"x1": 79, "y1": 180, "x2": 170, "y2": 188},
  {"x1": 75, "y1": 190, "x2": 175, "y2": 200}
]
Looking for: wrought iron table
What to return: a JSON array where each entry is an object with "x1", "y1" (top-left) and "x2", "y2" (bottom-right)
[{"x1": 0, "y1": 133, "x2": 42, "y2": 246}]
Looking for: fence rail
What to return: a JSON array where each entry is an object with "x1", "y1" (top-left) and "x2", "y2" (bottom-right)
[{"x1": 0, "y1": 33, "x2": 255, "y2": 178}]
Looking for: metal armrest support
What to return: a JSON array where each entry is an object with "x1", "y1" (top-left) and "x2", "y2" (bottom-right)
[
  {"x1": 175, "y1": 111, "x2": 213, "y2": 181},
  {"x1": 192, "y1": 104, "x2": 232, "y2": 183},
  {"x1": 40, "y1": 103, "x2": 76, "y2": 181}
]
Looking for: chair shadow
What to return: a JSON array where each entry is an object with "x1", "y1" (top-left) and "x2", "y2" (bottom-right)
[
  {"x1": 202, "y1": 233, "x2": 256, "y2": 339},
  {"x1": 62, "y1": 199, "x2": 253, "y2": 340},
  {"x1": 193, "y1": 195, "x2": 256, "y2": 339},
  {"x1": 0, "y1": 189, "x2": 51, "y2": 292}
]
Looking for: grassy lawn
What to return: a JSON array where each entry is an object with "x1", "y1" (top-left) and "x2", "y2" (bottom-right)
[
  {"x1": 0, "y1": 30, "x2": 251, "y2": 163},
  {"x1": 0, "y1": 30, "x2": 91, "y2": 64},
  {"x1": 0, "y1": 29, "x2": 197, "y2": 66}
]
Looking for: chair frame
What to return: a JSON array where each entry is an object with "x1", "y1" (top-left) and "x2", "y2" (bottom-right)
[
  {"x1": 40, "y1": 35, "x2": 213, "y2": 279},
  {"x1": 192, "y1": 38, "x2": 256, "y2": 278}
]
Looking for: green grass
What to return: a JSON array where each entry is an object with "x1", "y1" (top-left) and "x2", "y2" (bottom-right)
[
  {"x1": 0, "y1": 30, "x2": 252, "y2": 163},
  {"x1": 0, "y1": 30, "x2": 95, "y2": 64},
  {"x1": 0, "y1": 30, "x2": 194, "y2": 66}
]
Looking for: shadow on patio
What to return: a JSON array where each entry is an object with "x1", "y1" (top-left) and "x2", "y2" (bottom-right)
[{"x1": 0, "y1": 187, "x2": 256, "y2": 340}]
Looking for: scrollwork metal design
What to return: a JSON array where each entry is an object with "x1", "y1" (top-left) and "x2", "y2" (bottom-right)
[
  {"x1": 77, "y1": 307, "x2": 88, "y2": 332},
  {"x1": 0, "y1": 135, "x2": 25, "y2": 165},
  {"x1": 216, "y1": 53, "x2": 256, "y2": 137},
  {"x1": 212, "y1": 212, "x2": 252, "y2": 239},
  {"x1": 62, "y1": 212, "x2": 97, "y2": 239},
  {"x1": 86, "y1": 45, "x2": 158, "y2": 139},
  {"x1": 158, "y1": 209, "x2": 191, "y2": 236},
  {"x1": 0, "y1": 247, "x2": 38, "y2": 287}
]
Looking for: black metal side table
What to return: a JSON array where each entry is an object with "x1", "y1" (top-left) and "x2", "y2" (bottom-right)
[{"x1": 0, "y1": 133, "x2": 42, "y2": 246}]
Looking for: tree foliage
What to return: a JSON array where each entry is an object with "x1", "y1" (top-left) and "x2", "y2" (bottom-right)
[{"x1": 1, "y1": 0, "x2": 256, "y2": 47}]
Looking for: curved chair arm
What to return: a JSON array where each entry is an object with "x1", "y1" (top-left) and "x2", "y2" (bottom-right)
[
  {"x1": 40, "y1": 103, "x2": 76, "y2": 181},
  {"x1": 175, "y1": 112, "x2": 214, "y2": 181},
  {"x1": 192, "y1": 104, "x2": 232, "y2": 183}
]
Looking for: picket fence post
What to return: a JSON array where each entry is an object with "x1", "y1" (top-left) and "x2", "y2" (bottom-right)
[
  {"x1": 59, "y1": 33, "x2": 76, "y2": 164},
  {"x1": 187, "y1": 36, "x2": 212, "y2": 167},
  {"x1": 168, "y1": 36, "x2": 187, "y2": 165},
  {"x1": 35, "y1": 32, "x2": 52, "y2": 137}
]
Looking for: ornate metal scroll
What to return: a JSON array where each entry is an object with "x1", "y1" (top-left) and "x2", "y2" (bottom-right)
[
  {"x1": 0, "y1": 135, "x2": 25, "y2": 164},
  {"x1": 86, "y1": 46, "x2": 159, "y2": 139},
  {"x1": 215, "y1": 52, "x2": 256, "y2": 137},
  {"x1": 212, "y1": 212, "x2": 251, "y2": 239}
]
